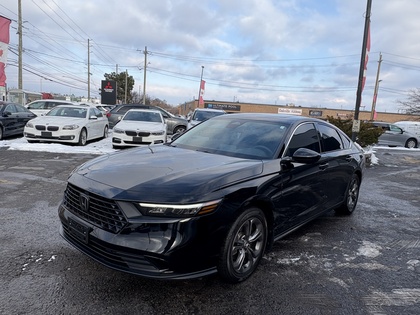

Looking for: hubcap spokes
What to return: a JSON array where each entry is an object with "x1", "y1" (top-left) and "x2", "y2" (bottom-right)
[{"x1": 231, "y1": 218, "x2": 264, "y2": 273}]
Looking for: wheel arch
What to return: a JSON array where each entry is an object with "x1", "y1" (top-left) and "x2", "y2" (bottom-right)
[{"x1": 354, "y1": 169, "x2": 363, "y2": 184}]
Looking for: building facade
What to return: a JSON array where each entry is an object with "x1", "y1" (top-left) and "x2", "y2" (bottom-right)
[{"x1": 179, "y1": 100, "x2": 418, "y2": 123}]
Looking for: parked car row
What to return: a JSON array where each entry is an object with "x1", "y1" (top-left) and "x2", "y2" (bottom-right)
[{"x1": 1, "y1": 99, "x2": 420, "y2": 150}]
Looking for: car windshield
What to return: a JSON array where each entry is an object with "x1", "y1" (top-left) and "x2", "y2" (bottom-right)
[
  {"x1": 172, "y1": 117, "x2": 290, "y2": 159},
  {"x1": 47, "y1": 107, "x2": 87, "y2": 118},
  {"x1": 123, "y1": 111, "x2": 163, "y2": 123},
  {"x1": 193, "y1": 111, "x2": 225, "y2": 122}
]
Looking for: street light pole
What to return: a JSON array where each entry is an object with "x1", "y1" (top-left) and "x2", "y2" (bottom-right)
[
  {"x1": 142, "y1": 46, "x2": 147, "y2": 104},
  {"x1": 197, "y1": 66, "x2": 204, "y2": 107},
  {"x1": 370, "y1": 53, "x2": 382, "y2": 121}
]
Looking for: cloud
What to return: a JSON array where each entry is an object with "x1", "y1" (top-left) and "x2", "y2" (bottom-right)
[{"x1": 2, "y1": 0, "x2": 420, "y2": 113}]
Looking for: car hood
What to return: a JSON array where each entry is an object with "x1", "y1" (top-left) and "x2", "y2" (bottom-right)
[
  {"x1": 115, "y1": 121, "x2": 165, "y2": 131},
  {"x1": 70, "y1": 145, "x2": 264, "y2": 203},
  {"x1": 29, "y1": 116, "x2": 85, "y2": 125}
]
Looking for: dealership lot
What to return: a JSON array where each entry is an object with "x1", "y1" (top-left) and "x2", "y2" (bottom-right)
[{"x1": 0, "y1": 146, "x2": 419, "y2": 314}]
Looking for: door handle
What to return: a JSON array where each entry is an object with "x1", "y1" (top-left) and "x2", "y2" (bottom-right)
[{"x1": 319, "y1": 162, "x2": 329, "y2": 170}]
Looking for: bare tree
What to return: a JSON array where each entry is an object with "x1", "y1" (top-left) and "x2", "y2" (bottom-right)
[{"x1": 398, "y1": 88, "x2": 420, "y2": 116}]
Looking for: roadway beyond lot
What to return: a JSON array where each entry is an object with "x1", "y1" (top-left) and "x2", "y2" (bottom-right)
[{"x1": 0, "y1": 147, "x2": 419, "y2": 315}]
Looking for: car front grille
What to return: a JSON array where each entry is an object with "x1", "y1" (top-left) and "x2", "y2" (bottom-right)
[
  {"x1": 63, "y1": 183, "x2": 128, "y2": 234},
  {"x1": 125, "y1": 131, "x2": 151, "y2": 137},
  {"x1": 35, "y1": 125, "x2": 59, "y2": 131}
]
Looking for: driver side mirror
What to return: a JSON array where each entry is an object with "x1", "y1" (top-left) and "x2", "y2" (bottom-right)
[{"x1": 281, "y1": 148, "x2": 321, "y2": 167}]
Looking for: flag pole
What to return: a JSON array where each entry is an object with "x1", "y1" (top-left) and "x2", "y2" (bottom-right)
[{"x1": 352, "y1": 0, "x2": 372, "y2": 141}]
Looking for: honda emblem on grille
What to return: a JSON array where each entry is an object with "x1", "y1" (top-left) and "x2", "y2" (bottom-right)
[{"x1": 79, "y1": 193, "x2": 90, "y2": 212}]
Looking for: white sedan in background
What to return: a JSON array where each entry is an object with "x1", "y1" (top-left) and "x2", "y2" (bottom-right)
[
  {"x1": 112, "y1": 109, "x2": 167, "y2": 149},
  {"x1": 24, "y1": 104, "x2": 109, "y2": 146}
]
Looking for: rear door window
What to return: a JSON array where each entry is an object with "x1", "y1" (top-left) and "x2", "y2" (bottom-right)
[{"x1": 317, "y1": 124, "x2": 344, "y2": 152}]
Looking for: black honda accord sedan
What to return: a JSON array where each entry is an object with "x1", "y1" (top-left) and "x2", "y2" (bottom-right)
[{"x1": 59, "y1": 113, "x2": 365, "y2": 283}]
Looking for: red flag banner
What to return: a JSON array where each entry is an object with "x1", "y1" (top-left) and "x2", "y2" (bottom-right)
[
  {"x1": 199, "y1": 80, "x2": 206, "y2": 106},
  {"x1": 362, "y1": 23, "x2": 371, "y2": 91},
  {"x1": 0, "y1": 15, "x2": 11, "y2": 87}
]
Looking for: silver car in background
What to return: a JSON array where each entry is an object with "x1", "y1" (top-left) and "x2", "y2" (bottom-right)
[{"x1": 372, "y1": 121, "x2": 419, "y2": 148}]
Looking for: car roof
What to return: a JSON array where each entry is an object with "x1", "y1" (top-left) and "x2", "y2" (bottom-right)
[
  {"x1": 0, "y1": 101, "x2": 21, "y2": 106},
  {"x1": 28, "y1": 99, "x2": 73, "y2": 104},
  {"x1": 125, "y1": 108, "x2": 162, "y2": 114},
  {"x1": 371, "y1": 121, "x2": 392, "y2": 126},
  {"x1": 109, "y1": 104, "x2": 148, "y2": 112},
  {"x1": 193, "y1": 108, "x2": 226, "y2": 112},
  {"x1": 215, "y1": 112, "x2": 326, "y2": 124},
  {"x1": 53, "y1": 104, "x2": 92, "y2": 109}
]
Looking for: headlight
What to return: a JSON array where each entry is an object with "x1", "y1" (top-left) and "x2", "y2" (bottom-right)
[
  {"x1": 113, "y1": 128, "x2": 124, "y2": 134},
  {"x1": 26, "y1": 122, "x2": 34, "y2": 128},
  {"x1": 63, "y1": 124, "x2": 79, "y2": 130},
  {"x1": 151, "y1": 131, "x2": 165, "y2": 136},
  {"x1": 139, "y1": 199, "x2": 221, "y2": 217}
]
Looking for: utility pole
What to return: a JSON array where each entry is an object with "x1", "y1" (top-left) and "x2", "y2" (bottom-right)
[
  {"x1": 18, "y1": 0, "x2": 23, "y2": 90},
  {"x1": 370, "y1": 53, "x2": 382, "y2": 120},
  {"x1": 87, "y1": 39, "x2": 91, "y2": 101},
  {"x1": 142, "y1": 46, "x2": 147, "y2": 104},
  {"x1": 352, "y1": 0, "x2": 372, "y2": 141}
]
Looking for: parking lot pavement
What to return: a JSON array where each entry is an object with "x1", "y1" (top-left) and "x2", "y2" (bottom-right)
[{"x1": 0, "y1": 148, "x2": 419, "y2": 315}]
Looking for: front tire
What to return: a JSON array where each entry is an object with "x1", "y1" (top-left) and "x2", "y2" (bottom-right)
[
  {"x1": 218, "y1": 207, "x2": 267, "y2": 283},
  {"x1": 335, "y1": 174, "x2": 360, "y2": 215},
  {"x1": 78, "y1": 128, "x2": 87, "y2": 146},
  {"x1": 103, "y1": 126, "x2": 109, "y2": 139}
]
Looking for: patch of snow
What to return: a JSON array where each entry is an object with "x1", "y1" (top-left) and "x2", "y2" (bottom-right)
[{"x1": 357, "y1": 241, "x2": 382, "y2": 258}]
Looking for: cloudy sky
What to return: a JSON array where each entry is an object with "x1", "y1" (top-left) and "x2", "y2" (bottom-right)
[{"x1": 1, "y1": 0, "x2": 420, "y2": 113}]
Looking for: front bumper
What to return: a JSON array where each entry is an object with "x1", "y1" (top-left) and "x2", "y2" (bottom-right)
[
  {"x1": 112, "y1": 134, "x2": 166, "y2": 147},
  {"x1": 58, "y1": 200, "x2": 221, "y2": 279},
  {"x1": 24, "y1": 130, "x2": 79, "y2": 143}
]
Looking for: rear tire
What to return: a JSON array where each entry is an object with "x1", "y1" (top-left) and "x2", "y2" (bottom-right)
[
  {"x1": 173, "y1": 126, "x2": 186, "y2": 135},
  {"x1": 335, "y1": 174, "x2": 360, "y2": 215},
  {"x1": 0, "y1": 127, "x2": 3, "y2": 140},
  {"x1": 405, "y1": 138, "x2": 417, "y2": 148},
  {"x1": 218, "y1": 207, "x2": 267, "y2": 283}
]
